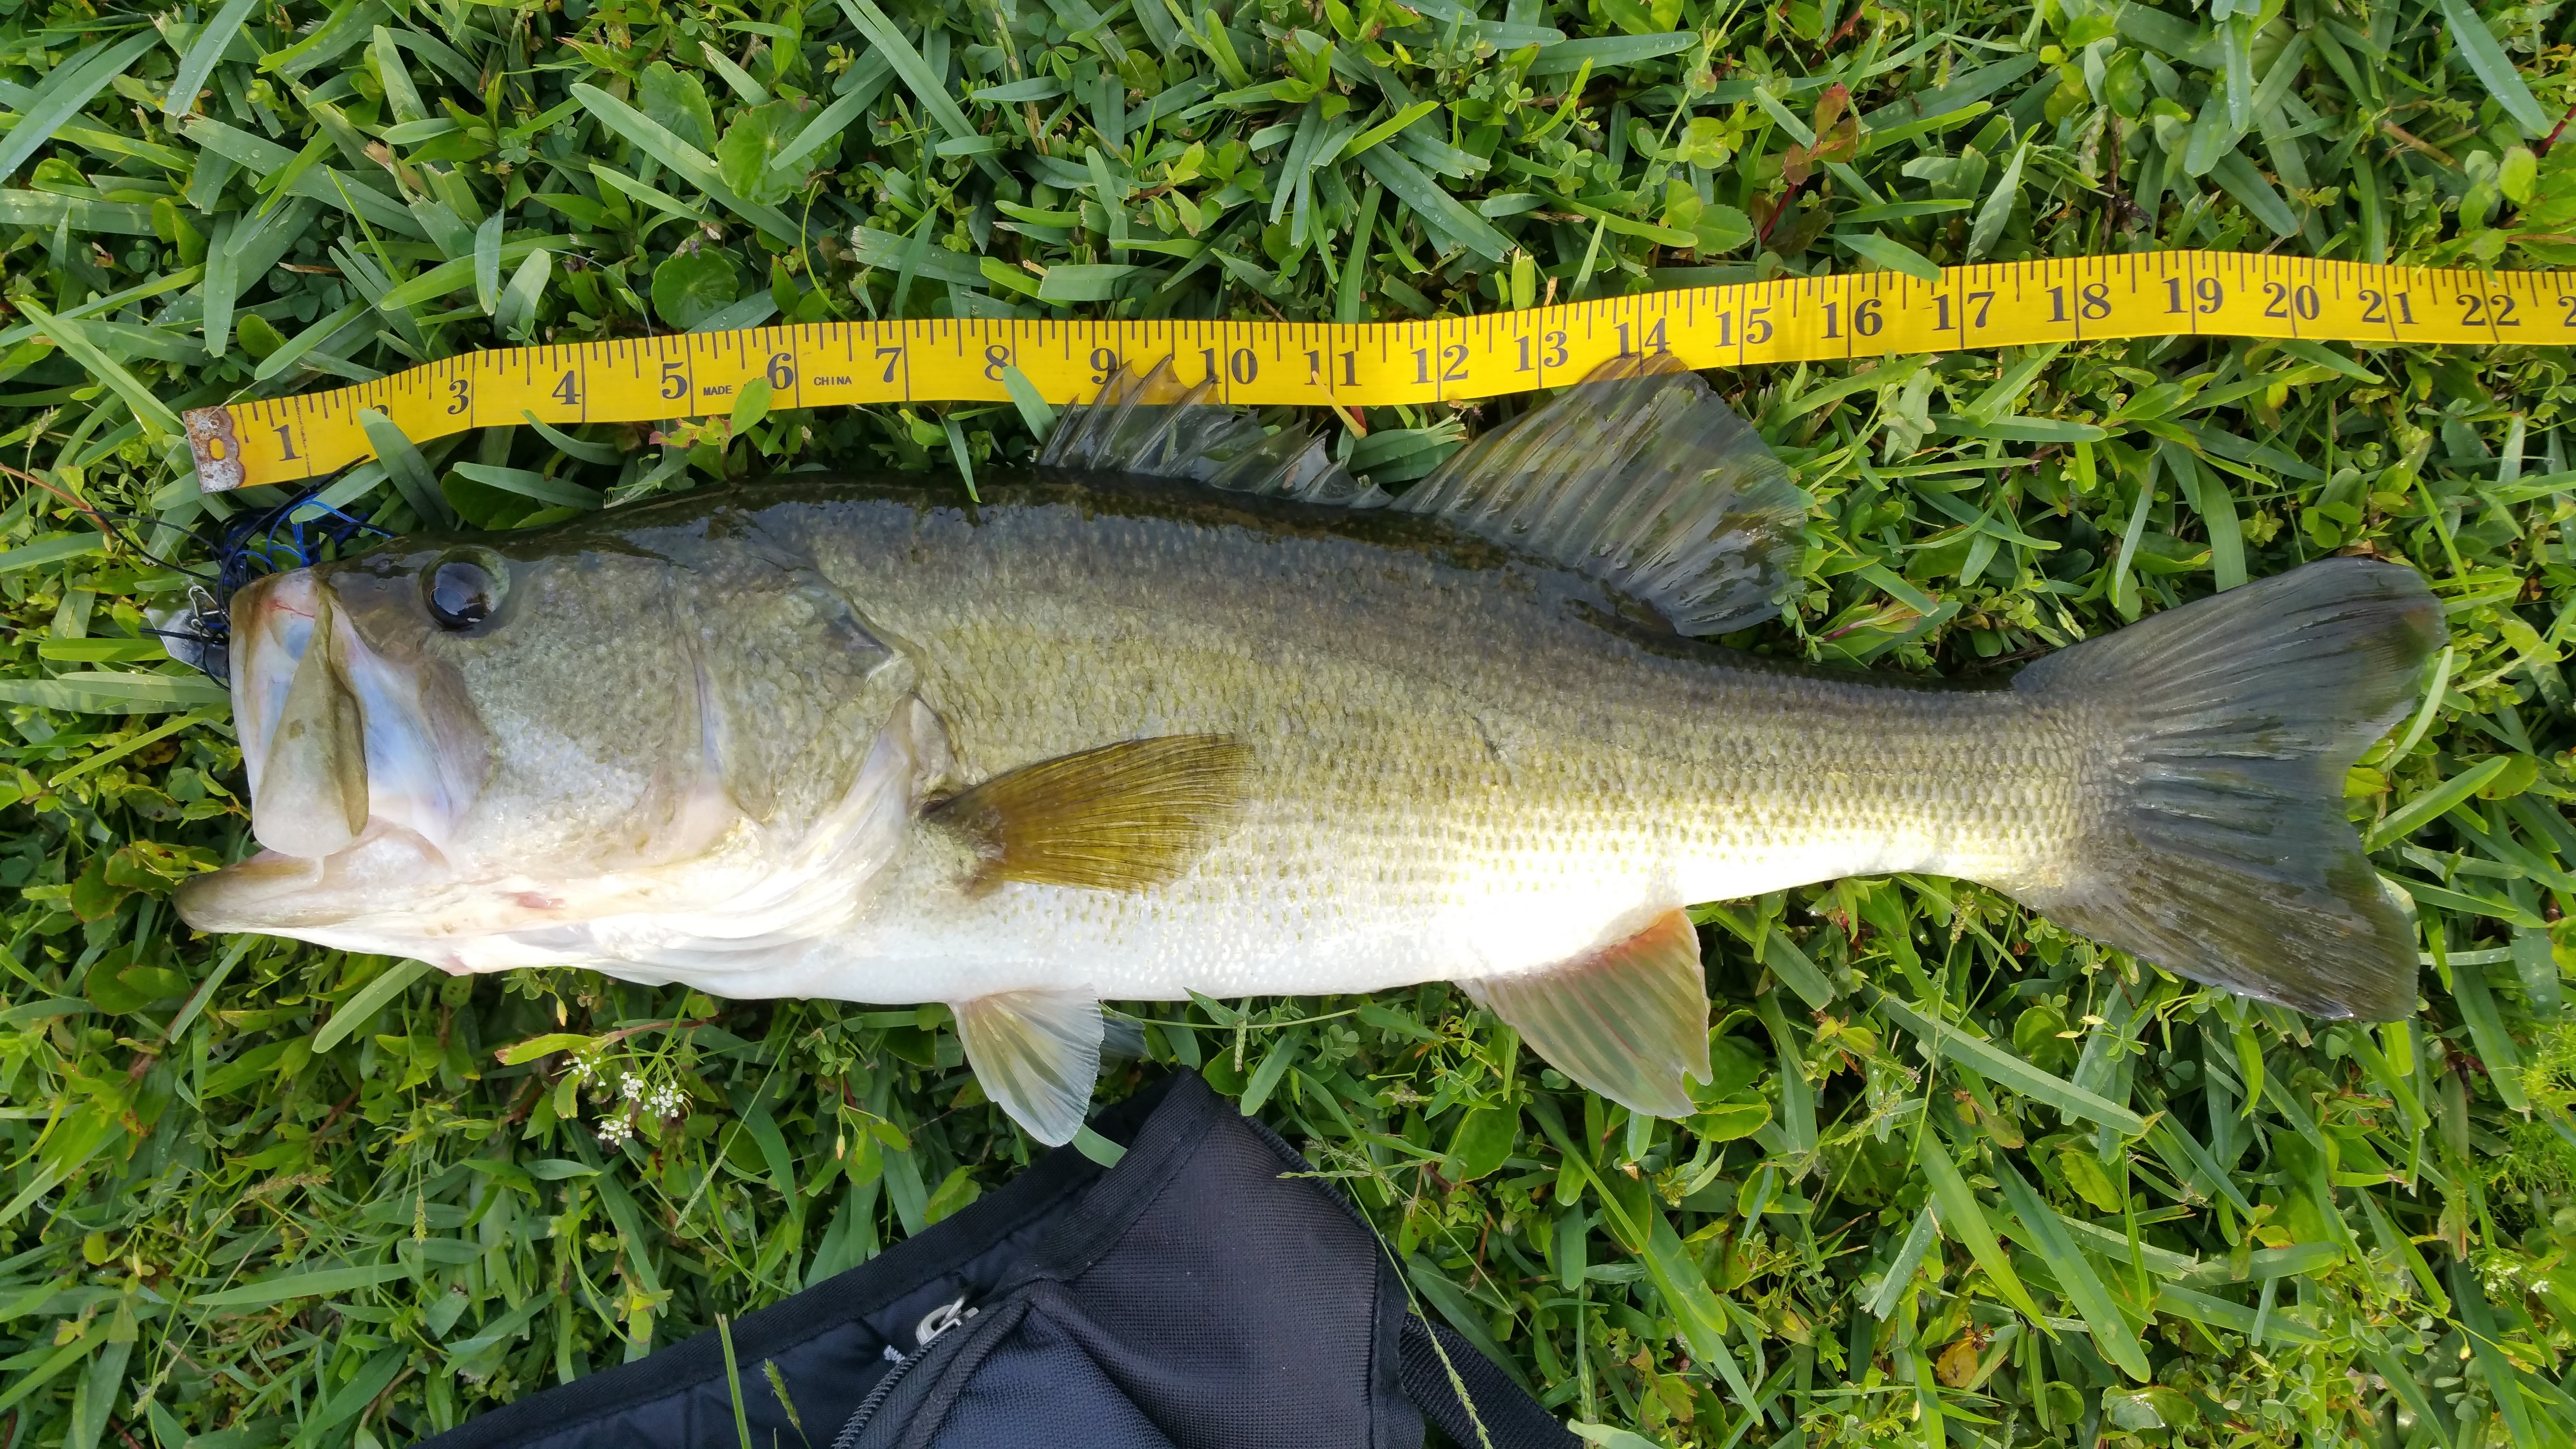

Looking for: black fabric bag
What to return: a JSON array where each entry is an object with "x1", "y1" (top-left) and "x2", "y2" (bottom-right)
[{"x1": 418, "y1": 1072, "x2": 1576, "y2": 1449}]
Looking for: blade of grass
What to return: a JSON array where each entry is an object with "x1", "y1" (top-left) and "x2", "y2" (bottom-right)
[
  {"x1": 2359, "y1": 1190, "x2": 2449, "y2": 1313},
  {"x1": 2363, "y1": 1342, "x2": 2456, "y2": 1449},
  {"x1": 49, "y1": 709, "x2": 222, "y2": 786},
  {"x1": 1991, "y1": 1157, "x2": 2152, "y2": 1380},
  {"x1": 1915, "y1": 1132, "x2": 2052, "y2": 1327},
  {"x1": 164, "y1": 0, "x2": 265, "y2": 118},
  {"x1": 1339, "y1": 99, "x2": 1441, "y2": 163},
  {"x1": 1353, "y1": 145, "x2": 1513, "y2": 263},
  {"x1": 1000, "y1": 365, "x2": 1056, "y2": 444},
  {"x1": 313, "y1": 958, "x2": 433, "y2": 1053},
  {"x1": 834, "y1": 0, "x2": 981, "y2": 151},
  {"x1": 1643, "y1": 1207, "x2": 1760, "y2": 1410},
  {"x1": 191, "y1": 1261, "x2": 410, "y2": 1309},
  {"x1": 1403, "y1": 1255, "x2": 1534, "y2": 1394},
  {"x1": 2453, "y1": 1261, "x2": 2541, "y2": 1448},
  {"x1": 2367, "y1": 756, "x2": 2512, "y2": 850},
  {"x1": 14, "y1": 300, "x2": 182, "y2": 442},
  {"x1": 2440, "y1": 0, "x2": 2551, "y2": 134},
  {"x1": 0, "y1": 33, "x2": 162, "y2": 183},
  {"x1": 568, "y1": 83, "x2": 801, "y2": 240},
  {"x1": 250, "y1": 298, "x2": 370, "y2": 383},
  {"x1": 519, "y1": 410, "x2": 624, "y2": 465},
  {"x1": 1966, "y1": 137, "x2": 2028, "y2": 261},
  {"x1": 356, "y1": 408, "x2": 459, "y2": 529},
  {"x1": 1753, "y1": 991, "x2": 1817, "y2": 1155},
  {"x1": 1836, "y1": 231, "x2": 1942, "y2": 282},
  {"x1": 1868, "y1": 987, "x2": 2146, "y2": 1135},
  {"x1": 2152, "y1": 1281, "x2": 2319, "y2": 1345},
  {"x1": 450, "y1": 462, "x2": 602, "y2": 510},
  {"x1": 2445, "y1": 950, "x2": 2528, "y2": 1111},
  {"x1": 1859, "y1": 1204, "x2": 1939, "y2": 1319},
  {"x1": 717, "y1": 1315, "x2": 757, "y2": 1449}
]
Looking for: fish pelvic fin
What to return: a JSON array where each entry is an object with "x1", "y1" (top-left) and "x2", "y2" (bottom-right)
[
  {"x1": 2010, "y1": 558, "x2": 2444, "y2": 1021},
  {"x1": 925, "y1": 735, "x2": 1255, "y2": 892},
  {"x1": 1396, "y1": 355, "x2": 1810, "y2": 637},
  {"x1": 1465, "y1": 908, "x2": 1712, "y2": 1118},
  {"x1": 954, "y1": 990, "x2": 1103, "y2": 1145}
]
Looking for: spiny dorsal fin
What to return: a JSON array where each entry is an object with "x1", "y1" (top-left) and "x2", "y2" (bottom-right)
[
  {"x1": 1038, "y1": 359, "x2": 1385, "y2": 505},
  {"x1": 954, "y1": 990, "x2": 1103, "y2": 1144},
  {"x1": 926, "y1": 734, "x2": 1254, "y2": 892},
  {"x1": 1465, "y1": 908, "x2": 1712, "y2": 1118},
  {"x1": 1396, "y1": 355, "x2": 1809, "y2": 636}
]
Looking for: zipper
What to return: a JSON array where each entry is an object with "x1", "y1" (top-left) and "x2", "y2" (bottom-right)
[{"x1": 828, "y1": 1295, "x2": 980, "y2": 1449}]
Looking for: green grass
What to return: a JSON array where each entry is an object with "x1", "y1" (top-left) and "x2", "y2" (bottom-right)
[{"x1": 1, "y1": 0, "x2": 2574, "y2": 1446}]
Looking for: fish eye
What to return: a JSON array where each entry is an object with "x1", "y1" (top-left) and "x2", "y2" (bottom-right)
[{"x1": 423, "y1": 552, "x2": 504, "y2": 631}]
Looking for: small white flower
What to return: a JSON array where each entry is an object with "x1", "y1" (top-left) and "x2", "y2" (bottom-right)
[
  {"x1": 620, "y1": 1073, "x2": 645, "y2": 1102},
  {"x1": 596, "y1": 1115, "x2": 634, "y2": 1147}
]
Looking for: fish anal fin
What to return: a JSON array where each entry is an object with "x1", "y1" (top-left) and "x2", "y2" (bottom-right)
[
  {"x1": 954, "y1": 990, "x2": 1104, "y2": 1145},
  {"x1": 927, "y1": 735, "x2": 1253, "y2": 892},
  {"x1": 1466, "y1": 909, "x2": 1711, "y2": 1118}
]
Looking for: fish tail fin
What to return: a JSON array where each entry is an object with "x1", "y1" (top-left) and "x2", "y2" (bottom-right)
[{"x1": 2009, "y1": 558, "x2": 2444, "y2": 1020}]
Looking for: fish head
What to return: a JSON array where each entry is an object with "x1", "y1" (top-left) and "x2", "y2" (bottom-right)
[{"x1": 176, "y1": 516, "x2": 937, "y2": 972}]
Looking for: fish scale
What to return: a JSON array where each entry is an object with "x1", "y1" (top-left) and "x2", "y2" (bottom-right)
[{"x1": 792, "y1": 482, "x2": 2075, "y2": 1002}]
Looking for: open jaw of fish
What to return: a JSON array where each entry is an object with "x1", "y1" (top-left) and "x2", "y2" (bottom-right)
[{"x1": 175, "y1": 358, "x2": 2446, "y2": 1147}]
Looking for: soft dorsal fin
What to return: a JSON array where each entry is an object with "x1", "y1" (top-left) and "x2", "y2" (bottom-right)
[
  {"x1": 1044, "y1": 357, "x2": 1807, "y2": 636},
  {"x1": 1394, "y1": 355, "x2": 1809, "y2": 636},
  {"x1": 1038, "y1": 359, "x2": 1385, "y2": 505}
]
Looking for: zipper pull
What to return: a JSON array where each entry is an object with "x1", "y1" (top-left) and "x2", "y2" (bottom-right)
[{"x1": 912, "y1": 1294, "x2": 977, "y2": 1349}]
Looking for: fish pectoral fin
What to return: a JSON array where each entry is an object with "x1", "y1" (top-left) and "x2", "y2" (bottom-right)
[
  {"x1": 925, "y1": 735, "x2": 1253, "y2": 892},
  {"x1": 954, "y1": 989, "x2": 1104, "y2": 1145},
  {"x1": 1465, "y1": 909, "x2": 1712, "y2": 1119}
]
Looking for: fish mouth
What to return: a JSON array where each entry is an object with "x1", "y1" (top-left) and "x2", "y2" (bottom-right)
[{"x1": 177, "y1": 569, "x2": 470, "y2": 931}]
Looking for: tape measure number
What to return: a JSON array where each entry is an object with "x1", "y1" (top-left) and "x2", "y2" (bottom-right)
[{"x1": 188, "y1": 250, "x2": 2576, "y2": 491}]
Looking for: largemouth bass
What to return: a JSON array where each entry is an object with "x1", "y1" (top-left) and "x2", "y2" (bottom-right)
[{"x1": 176, "y1": 359, "x2": 2442, "y2": 1143}]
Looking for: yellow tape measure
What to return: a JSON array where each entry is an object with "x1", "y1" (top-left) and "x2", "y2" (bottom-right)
[{"x1": 187, "y1": 250, "x2": 2576, "y2": 491}]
